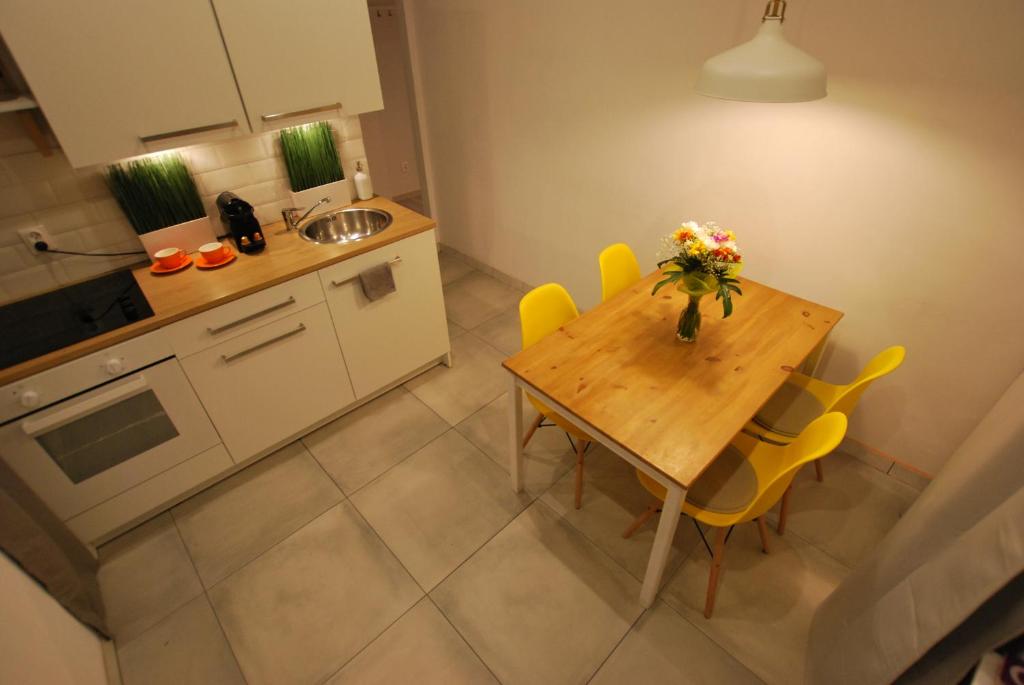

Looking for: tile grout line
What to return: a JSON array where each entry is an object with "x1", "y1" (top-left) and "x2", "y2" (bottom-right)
[
  {"x1": 583, "y1": 604, "x2": 651, "y2": 684},
  {"x1": 424, "y1": 593, "x2": 506, "y2": 685},
  {"x1": 312, "y1": 598, "x2": 426, "y2": 685},
  {"x1": 656, "y1": 587, "x2": 771, "y2": 684},
  {"x1": 305, "y1": 446, "x2": 432, "y2": 601},
  {"x1": 167, "y1": 512, "x2": 250, "y2": 685},
  {"x1": 398, "y1": 377, "x2": 460, "y2": 431},
  {"x1": 100, "y1": 516, "x2": 208, "y2": 653},
  {"x1": 342, "y1": 428, "x2": 538, "y2": 595},
  {"x1": 305, "y1": 393, "x2": 452, "y2": 500},
  {"x1": 180, "y1": 447, "x2": 349, "y2": 592},
  {"x1": 199, "y1": 493, "x2": 345, "y2": 594},
  {"x1": 653, "y1": 525, "x2": 820, "y2": 685},
  {"x1": 342, "y1": 426, "x2": 456, "y2": 500},
  {"x1": 305, "y1": 453, "x2": 447, "y2": 684}
]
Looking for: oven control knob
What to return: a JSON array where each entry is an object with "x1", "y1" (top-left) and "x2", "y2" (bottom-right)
[
  {"x1": 104, "y1": 358, "x2": 124, "y2": 375},
  {"x1": 20, "y1": 390, "x2": 40, "y2": 408}
]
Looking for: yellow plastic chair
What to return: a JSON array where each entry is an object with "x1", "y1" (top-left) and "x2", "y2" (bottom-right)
[
  {"x1": 599, "y1": 243, "x2": 642, "y2": 302},
  {"x1": 623, "y1": 412, "x2": 848, "y2": 618},
  {"x1": 746, "y1": 345, "x2": 905, "y2": 486},
  {"x1": 520, "y1": 284, "x2": 595, "y2": 509}
]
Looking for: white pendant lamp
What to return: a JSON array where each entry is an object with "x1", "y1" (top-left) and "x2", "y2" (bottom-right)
[{"x1": 695, "y1": 0, "x2": 826, "y2": 103}]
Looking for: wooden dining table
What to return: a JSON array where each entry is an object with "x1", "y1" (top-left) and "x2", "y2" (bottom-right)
[{"x1": 503, "y1": 271, "x2": 842, "y2": 607}]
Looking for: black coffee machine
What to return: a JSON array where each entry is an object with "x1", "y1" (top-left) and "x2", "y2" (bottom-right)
[{"x1": 216, "y1": 192, "x2": 266, "y2": 254}]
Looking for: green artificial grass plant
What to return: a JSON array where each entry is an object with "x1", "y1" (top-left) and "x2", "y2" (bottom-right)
[
  {"x1": 105, "y1": 154, "x2": 206, "y2": 235},
  {"x1": 279, "y1": 121, "x2": 344, "y2": 192}
]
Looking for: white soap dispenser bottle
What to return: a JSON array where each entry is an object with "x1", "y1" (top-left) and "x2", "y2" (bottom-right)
[{"x1": 354, "y1": 161, "x2": 374, "y2": 201}]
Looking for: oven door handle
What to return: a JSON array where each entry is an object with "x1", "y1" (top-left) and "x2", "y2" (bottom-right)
[{"x1": 21, "y1": 376, "x2": 150, "y2": 437}]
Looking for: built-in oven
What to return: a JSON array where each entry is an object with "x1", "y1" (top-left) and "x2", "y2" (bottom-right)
[{"x1": 0, "y1": 331, "x2": 220, "y2": 525}]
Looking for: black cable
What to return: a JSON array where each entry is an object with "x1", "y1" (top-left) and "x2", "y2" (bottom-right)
[
  {"x1": 82, "y1": 279, "x2": 138, "y2": 322},
  {"x1": 34, "y1": 241, "x2": 147, "y2": 257}
]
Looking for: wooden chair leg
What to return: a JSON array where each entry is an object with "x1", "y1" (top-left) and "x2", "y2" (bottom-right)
[
  {"x1": 777, "y1": 485, "x2": 791, "y2": 535},
  {"x1": 704, "y1": 527, "x2": 729, "y2": 618},
  {"x1": 574, "y1": 440, "x2": 588, "y2": 510},
  {"x1": 814, "y1": 459, "x2": 825, "y2": 482},
  {"x1": 522, "y1": 413, "x2": 544, "y2": 448},
  {"x1": 756, "y1": 517, "x2": 770, "y2": 554},
  {"x1": 622, "y1": 504, "x2": 658, "y2": 539}
]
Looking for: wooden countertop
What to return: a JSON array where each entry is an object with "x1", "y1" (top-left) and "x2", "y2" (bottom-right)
[
  {"x1": 504, "y1": 272, "x2": 842, "y2": 489},
  {"x1": 0, "y1": 197, "x2": 435, "y2": 386}
]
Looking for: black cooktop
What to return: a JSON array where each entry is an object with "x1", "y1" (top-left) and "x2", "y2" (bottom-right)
[{"x1": 0, "y1": 270, "x2": 154, "y2": 370}]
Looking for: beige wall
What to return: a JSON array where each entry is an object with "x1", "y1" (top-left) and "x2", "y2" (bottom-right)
[
  {"x1": 405, "y1": 0, "x2": 1024, "y2": 474},
  {"x1": 0, "y1": 114, "x2": 366, "y2": 304},
  {"x1": 0, "y1": 552, "x2": 108, "y2": 684}
]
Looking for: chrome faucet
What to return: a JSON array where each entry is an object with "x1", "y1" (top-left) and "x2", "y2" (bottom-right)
[{"x1": 282, "y1": 197, "x2": 331, "y2": 231}]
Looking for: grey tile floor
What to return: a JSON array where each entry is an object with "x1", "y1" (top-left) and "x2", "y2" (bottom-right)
[{"x1": 99, "y1": 257, "x2": 923, "y2": 685}]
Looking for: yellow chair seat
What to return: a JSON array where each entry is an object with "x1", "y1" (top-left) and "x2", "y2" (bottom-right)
[
  {"x1": 635, "y1": 425, "x2": 839, "y2": 529},
  {"x1": 745, "y1": 347, "x2": 905, "y2": 446},
  {"x1": 751, "y1": 377, "x2": 829, "y2": 439},
  {"x1": 638, "y1": 444, "x2": 761, "y2": 511},
  {"x1": 629, "y1": 414, "x2": 848, "y2": 618}
]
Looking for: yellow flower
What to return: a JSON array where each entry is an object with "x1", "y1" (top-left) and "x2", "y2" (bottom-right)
[
  {"x1": 687, "y1": 241, "x2": 706, "y2": 255},
  {"x1": 725, "y1": 230, "x2": 736, "y2": 241},
  {"x1": 673, "y1": 227, "x2": 693, "y2": 243}
]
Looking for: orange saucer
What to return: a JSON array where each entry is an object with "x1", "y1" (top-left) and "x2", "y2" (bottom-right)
[
  {"x1": 195, "y1": 249, "x2": 237, "y2": 269},
  {"x1": 150, "y1": 255, "x2": 193, "y2": 274}
]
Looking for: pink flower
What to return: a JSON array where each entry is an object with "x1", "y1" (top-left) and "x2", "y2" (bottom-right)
[{"x1": 712, "y1": 231, "x2": 730, "y2": 244}]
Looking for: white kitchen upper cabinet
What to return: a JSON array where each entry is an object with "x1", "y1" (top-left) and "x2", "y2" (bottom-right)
[
  {"x1": 211, "y1": 0, "x2": 383, "y2": 132},
  {"x1": 0, "y1": 0, "x2": 251, "y2": 167}
]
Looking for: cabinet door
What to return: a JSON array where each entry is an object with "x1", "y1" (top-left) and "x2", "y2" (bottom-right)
[
  {"x1": 319, "y1": 230, "x2": 449, "y2": 398},
  {"x1": 0, "y1": 0, "x2": 250, "y2": 167},
  {"x1": 212, "y1": 0, "x2": 383, "y2": 132},
  {"x1": 180, "y1": 303, "x2": 355, "y2": 463}
]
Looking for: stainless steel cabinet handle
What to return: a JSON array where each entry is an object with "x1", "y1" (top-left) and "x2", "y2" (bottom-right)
[
  {"x1": 261, "y1": 102, "x2": 342, "y2": 123},
  {"x1": 140, "y1": 120, "x2": 238, "y2": 143},
  {"x1": 206, "y1": 296, "x2": 297, "y2": 335},
  {"x1": 330, "y1": 257, "x2": 402, "y2": 288},
  {"x1": 221, "y1": 324, "x2": 306, "y2": 363}
]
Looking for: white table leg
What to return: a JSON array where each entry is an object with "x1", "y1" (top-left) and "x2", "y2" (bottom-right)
[
  {"x1": 640, "y1": 483, "x2": 683, "y2": 607},
  {"x1": 508, "y1": 374, "x2": 524, "y2": 493}
]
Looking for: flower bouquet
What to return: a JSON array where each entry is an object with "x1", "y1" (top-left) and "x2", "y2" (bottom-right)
[{"x1": 652, "y1": 221, "x2": 743, "y2": 343}]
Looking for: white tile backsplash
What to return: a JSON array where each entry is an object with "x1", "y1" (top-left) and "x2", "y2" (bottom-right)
[{"x1": 0, "y1": 113, "x2": 364, "y2": 305}]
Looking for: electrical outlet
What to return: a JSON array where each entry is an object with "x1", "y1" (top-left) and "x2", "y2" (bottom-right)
[
  {"x1": 400, "y1": 161, "x2": 410, "y2": 174},
  {"x1": 18, "y1": 226, "x2": 55, "y2": 252}
]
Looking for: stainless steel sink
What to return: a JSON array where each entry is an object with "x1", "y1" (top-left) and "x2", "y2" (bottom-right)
[{"x1": 299, "y1": 207, "x2": 393, "y2": 245}]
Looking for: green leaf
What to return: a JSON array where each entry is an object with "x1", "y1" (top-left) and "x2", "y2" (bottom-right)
[
  {"x1": 722, "y1": 293, "x2": 734, "y2": 318},
  {"x1": 651, "y1": 271, "x2": 682, "y2": 295},
  {"x1": 105, "y1": 154, "x2": 204, "y2": 235},
  {"x1": 279, "y1": 121, "x2": 344, "y2": 192}
]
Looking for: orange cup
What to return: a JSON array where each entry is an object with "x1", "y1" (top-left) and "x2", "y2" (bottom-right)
[
  {"x1": 199, "y1": 242, "x2": 228, "y2": 264},
  {"x1": 154, "y1": 247, "x2": 185, "y2": 269}
]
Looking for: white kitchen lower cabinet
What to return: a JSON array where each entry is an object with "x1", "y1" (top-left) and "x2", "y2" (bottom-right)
[
  {"x1": 319, "y1": 230, "x2": 450, "y2": 399},
  {"x1": 180, "y1": 302, "x2": 355, "y2": 463},
  {"x1": 66, "y1": 444, "x2": 233, "y2": 545}
]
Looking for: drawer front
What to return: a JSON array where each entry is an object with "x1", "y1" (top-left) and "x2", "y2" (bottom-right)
[
  {"x1": 164, "y1": 273, "x2": 324, "y2": 357},
  {"x1": 180, "y1": 302, "x2": 354, "y2": 462},
  {"x1": 319, "y1": 230, "x2": 449, "y2": 398},
  {"x1": 66, "y1": 444, "x2": 233, "y2": 545}
]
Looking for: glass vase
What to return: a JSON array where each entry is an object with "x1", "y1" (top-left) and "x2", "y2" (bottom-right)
[{"x1": 676, "y1": 294, "x2": 703, "y2": 343}]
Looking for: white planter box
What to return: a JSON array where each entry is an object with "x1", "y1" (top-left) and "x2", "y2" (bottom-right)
[
  {"x1": 137, "y1": 217, "x2": 217, "y2": 259},
  {"x1": 289, "y1": 179, "x2": 351, "y2": 215}
]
